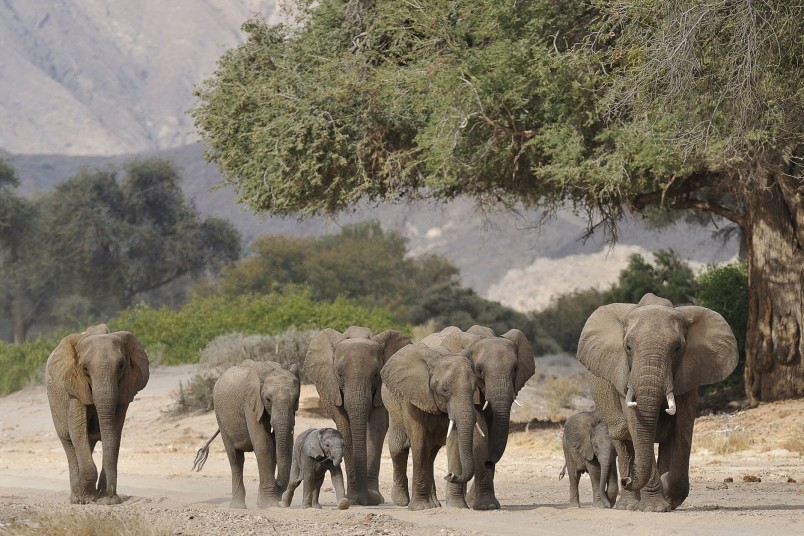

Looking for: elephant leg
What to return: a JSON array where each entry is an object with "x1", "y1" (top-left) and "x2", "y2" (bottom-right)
[
  {"x1": 387, "y1": 420, "x2": 410, "y2": 507},
  {"x1": 634, "y1": 456, "x2": 670, "y2": 512},
  {"x1": 68, "y1": 399, "x2": 97, "y2": 504},
  {"x1": 311, "y1": 472, "x2": 325, "y2": 509},
  {"x1": 281, "y1": 460, "x2": 302, "y2": 507},
  {"x1": 426, "y1": 445, "x2": 442, "y2": 509},
  {"x1": 409, "y1": 437, "x2": 437, "y2": 510},
  {"x1": 468, "y1": 417, "x2": 498, "y2": 511},
  {"x1": 660, "y1": 391, "x2": 697, "y2": 510},
  {"x1": 327, "y1": 405, "x2": 357, "y2": 501},
  {"x1": 221, "y1": 433, "x2": 247, "y2": 509},
  {"x1": 588, "y1": 463, "x2": 604, "y2": 507},
  {"x1": 365, "y1": 407, "x2": 387, "y2": 505},
  {"x1": 613, "y1": 440, "x2": 639, "y2": 510},
  {"x1": 57, "y1": 435, "x2": 82, "y2": 504},
  {"x1": 251, "y1": 426, "x2": 279, "y2": 508},
  {"x1": 569, "y1": 469, "x2": 581, "y2": 507},
  {"x1": 445, "y1": 434, "x2": 468, "y2": 508},
  {"x1": 330, "y1": 465, "x2": 349, "y2": 509}
]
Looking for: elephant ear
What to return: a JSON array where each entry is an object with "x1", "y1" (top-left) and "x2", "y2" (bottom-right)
[
  {"x1": 46, "y1": 332, "x2": 93, "y2": 405},
  {"x1": 577, "y1": 303, "x2": 638, "y2": 397},
  {"x1": 569, "y1": 415, "x2": 596, "y2": 461},
  {"x1": 117, "y1": 332, "x2": 150, "y2": 404},
  {"x1": 306, "y1": 430, "x2": 325, "y2": 459},
  {"x1": 305, "y1": 329, "x2": 345, "y2": 406},
  {"x1": 502, "y1": 329, "x2": 536, "y2": 393},
  {"x1": 381, "y1": 343, "x2": 440, "y2": 414},
  {"x1": 244, "y1": 364, "x2": 268, "y2": 422},
  {"x1": 372, "y1": 330, "x2": 412, "y2": 407},
  {"x1": 674, "y1": 306, "x2": 739, "y2": 394}
]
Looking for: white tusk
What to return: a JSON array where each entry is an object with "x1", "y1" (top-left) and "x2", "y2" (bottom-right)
[
  {"x1": 666, "y1": 392, "x2": 677, "y2": 415},
  {"x1": 475, "y1": 422, "x2": 486, "y2": 438},
  {"x1": 447, "y1": 419, "x2": 454, "y2": 438},
  {"x1": 270, "y1": 426, "x2": 274, "y2": 434},
  {"x1": 513, "y1": 399, "x2": 522, "y2": 407},
  {"x1": 482, "y1": 400, "x2": 489, "y2": 410},
  {"x1": 625, "y1": 387, "x2": 637, "y2": 408}
]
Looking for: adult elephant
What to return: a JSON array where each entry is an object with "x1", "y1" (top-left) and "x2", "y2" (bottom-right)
[
  {"x1": 209, "y1": 359, "x2": 301, "y2": 508},
  {"x1": 423, "y1": 324, "x2": 534, "y2": 509},
  {"x1": 304, "y1": 326, "x2": 410, "y2": 505},
  {"x1": 381, "y1": 343, "x2": 488, "y2": 510},
  {"x1": 577, "y1": 293, "x2": 738, "y2": 512},
  {"x1": 45, "y1": 324, "x2": 150, "y2": 505}
]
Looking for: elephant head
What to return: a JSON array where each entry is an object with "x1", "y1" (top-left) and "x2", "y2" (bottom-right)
[
  {"x1": 45, "y1": 323, "x2": 149, "y2": 501},
  {"x1": 304, "y1": 326, "x2": 410, "y2": 504},
  {"x1": 306, "y1": 428, "x2": 345, "y2": 467},
  {"x1": 431, "y1": 325, "x2": 535, "y2": 464},
  {"x1": 243, "y1": 359, "x2": 301, "y2": 492},
  {"x1": 576, "y1": 293, "x2": 738, "y2": 492},
  {"x1": 382, "y1": 343, "x2": 479, "y2": 484}
]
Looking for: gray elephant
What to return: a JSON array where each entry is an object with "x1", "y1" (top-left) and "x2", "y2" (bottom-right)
[
  {"x1": 45, "y1": 324, "x2": 150, "y2": 504},
  {"x1": 196, "y1": 359, "x2": 300, "y2": 508},
  {"x1": 422, "y1": 325, "x2": 535, "y2": 509},
  {"x1": 559, "y1": 410, "x2": 618, "y2": 508},
  {"x1": 577, "y1": 293, "x2": 738, "y2": 512},
  {"x1": 281, "y1": 427, "x2": 350, "y2": 510},
  {"x1": 381, "y1": 342, "x2": 489, "y2": 511},
  {"x1": 304, "y1": 326, "x2": 410, "y2": 505}
]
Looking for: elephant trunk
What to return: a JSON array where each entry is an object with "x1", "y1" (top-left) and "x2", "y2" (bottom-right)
[
  {"x1": 446, "y1": 408, "x2": 476, "y2": 484},
  {"x1": 272, "y1": 410, "x2": 295, "y2": 492},
  {"x1": 624, "y1": 366, "x2": 663, "y2": 491},
  {"x1": 94, "y1": 386, "x2": 120, "y2": 497},
  {"x1": 345, "y1": 388, "x2": 371, "y2": 505},
  {"x1": 487, "y1": 376, "x2": 514, "y2": 464},
  {"x1": 597, "y1": 447, "x2": 615, "y2": 508}
]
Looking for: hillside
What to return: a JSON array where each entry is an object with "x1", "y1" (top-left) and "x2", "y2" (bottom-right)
[{"x1": 0, "y1": 0, "x2": 277, "y2": 156}]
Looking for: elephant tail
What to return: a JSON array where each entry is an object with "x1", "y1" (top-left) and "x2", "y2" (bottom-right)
[
  {"x1": 192, "y1": 429, "x2": 220, "y2": 472},
  {"x1": 558, "y1": 464, "x2": 566, "y2": 480}
]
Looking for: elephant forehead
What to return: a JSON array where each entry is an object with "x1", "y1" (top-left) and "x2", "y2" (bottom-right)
[
  {"x1": 471, "y1": 338, "x2": 516, "y2": 360},
  {"x1": 77, "y1": 334, "x2": 124, "y2": 356},
  {"x1": 434, "y1": 355, "x2": 476, "y2": 382},
  {"x1": 627, "y1": 306, "x2": 688, "y2": 331},
  {"x1": 338, "y1": 338, "x2": 382, "y2": 359}
]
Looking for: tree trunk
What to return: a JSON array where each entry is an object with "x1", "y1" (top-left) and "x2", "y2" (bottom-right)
[{"x1": 743, "y1": 169, "x2": 804, "y2": 404}]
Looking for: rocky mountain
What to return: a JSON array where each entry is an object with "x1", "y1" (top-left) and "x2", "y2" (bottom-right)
[
  {"x1": 0, "y1": 1, "x2": 740, "y2": 312},
  {"x1": 0, "y1": 0, "x2": 277, "y2": 155}
]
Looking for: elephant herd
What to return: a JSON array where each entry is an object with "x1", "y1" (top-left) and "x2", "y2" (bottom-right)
[{"x1": 44, "y1": 293, "x2": 739, "y2": 513}]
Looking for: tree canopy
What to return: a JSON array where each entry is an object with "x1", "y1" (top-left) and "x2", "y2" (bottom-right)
[
  {"x1": 0, "y1": 158, "x2": 242, "y2": 343},
  {"x1": 193, "y1": 1, "x2": 804, "y2": 403}
]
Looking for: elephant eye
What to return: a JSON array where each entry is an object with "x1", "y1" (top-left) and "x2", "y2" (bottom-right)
[{"x1": 624, "y1": 342, "x2": 633, "y2": 354}]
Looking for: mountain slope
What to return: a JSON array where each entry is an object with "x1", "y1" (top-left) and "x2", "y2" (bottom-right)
[{"x1": 0, "y1": 0, "x2": 277, "y2": 155}]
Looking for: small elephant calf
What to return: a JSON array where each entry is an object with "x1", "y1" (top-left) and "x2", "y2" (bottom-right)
[
  {"x1": 281, "y1": 428, "x2": 350, "y2": 509},
  {"x1": 559, "y1": 410, "x2": 618, "y2": 508}
]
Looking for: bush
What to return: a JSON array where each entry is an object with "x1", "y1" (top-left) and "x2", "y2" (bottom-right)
[
  {"x1": 531, "y1": 288, "x2": 604, "y2": 353},
  {"x1": 695, "y1": 261, "x2": 748, "y2": 389},
  {"x1": 603, "y1": 249, "x2": 697, "y2": 305},
  {"x1": 113, "y1": 289, "x2": 404, "y2": 364},
  {"x1": 0, "y1": 335, "x2": 63, "y2": 395}
]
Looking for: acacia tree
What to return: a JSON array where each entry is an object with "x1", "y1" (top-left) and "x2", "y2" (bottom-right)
[{"x1": 193, "y1": 1, "x2": 803, "y2": 403}]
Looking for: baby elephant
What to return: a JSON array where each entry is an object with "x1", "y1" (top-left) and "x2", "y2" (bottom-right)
[
  {"x1": 281, "y1": 428, "x2": 350, "y2": 510},
  {"x1": 559, "y1": 410, "x2": 618, "y2": 508}
]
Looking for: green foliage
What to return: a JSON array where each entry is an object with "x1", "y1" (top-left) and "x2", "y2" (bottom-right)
[
  {"x1": 0, "y1": 335, "x2": 62, "y2": 395},
  {"x1": 695, "y1": 262, "x2": 748, "y2": 388},
  {"x1": 532, "y1": 288, "x2": 604, "y2": 354},
  {"x1": 113, "y1": 290, "x2": 403, "y2": 364},
  {"x1": 603, "y1": 249, "x2": 697, "y2": 305}
]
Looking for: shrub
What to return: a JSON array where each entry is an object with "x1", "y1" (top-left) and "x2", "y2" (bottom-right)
[
  {"x1": 170, "y1": 373, "x2": 218, "y2": 415},
  {"x1": 695, "y1": 261, "x2": 748, "y2": 389},
  {"x1": 542, "y1": 376, "x2": 584, "y2": 416},
  {"x1": 531, "y1": 288, "x2": 604, "y2": 353},
  {"x1": 0, "y1": 335, "x2": 63, "y2": 395}
]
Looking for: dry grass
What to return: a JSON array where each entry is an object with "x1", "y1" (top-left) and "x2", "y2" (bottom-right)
[
  {"x1": 783, "y1": 431, "x2": 804, "y2": 456},
  {"x1": 698, "y1": 431, "x2": 751, "y2": 455},
  {"x1": 0, "y1": 509, "x2": 174, "y2": 536},
  {"x1": 541, "y1": 376, "x2": 584, "y2": 416}
]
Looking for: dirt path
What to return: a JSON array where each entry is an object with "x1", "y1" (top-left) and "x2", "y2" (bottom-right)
[{"x1": 1, "y1": 363, "x2": 802, "y2": 535}]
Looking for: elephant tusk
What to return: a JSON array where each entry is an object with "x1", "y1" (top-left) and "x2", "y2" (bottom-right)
[
  {"x1": 666, "y1": 392, "x2": 677, "y2": 415},
  {"x1": 270, "y1": 426, "x2": 274, "y2": 434},
  {"x1": 482, "y1": 400, "x2": 489, "y2": 410},
  {"x1": 447, "y1": 419, "x2": 454, "y2": 438},
  {"x1": 513, "y1": 399, "x2": 522, "y2": 407},
  {"x1": 625, "y1": 387, "x2": 637, "y2": 408},
  {"x1": 475, "y1": 422, "x2": 486, "y2": 438}
]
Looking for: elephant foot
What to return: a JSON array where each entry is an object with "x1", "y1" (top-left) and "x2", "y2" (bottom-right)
[
  {"x1": 392, "y1": 486, "x2": 410, "y2": 507},
  {"x1": 569, "y1": 500, "x2": 581, "y2": 508},
  {"x1": 615, "y1": 490, "x2": 640, "y2": 511},
  {"x1": 472, "y1": 499, "x2": 499, "y2": 511},
  {"x1": 635, "y1": 489, "x2": 671, "y2": 512},
  {"x1": 445, "y1": 495, "x2": 469, "y2": 509},
  {"x1": 337, "y1": 498, "x2": 350, "y2": 510},
  {"x1": 367, "y1": 489, "x2": 385, "y2": 506},
  {"x1": 95, "y1": 494, "x2": 122, "y2": 506},
  {"x1": 229, "y1": 500, "x2": 247, "y2": 509},
  {"x1": 70, "y1": 492, "x2": 94, "y2": 505},
  {"x1": 408, "y1": 498, "x2": 440, "y2": 511},
  {"x1": 257, "y1": 498, "x2": 279, "y2": 509}
]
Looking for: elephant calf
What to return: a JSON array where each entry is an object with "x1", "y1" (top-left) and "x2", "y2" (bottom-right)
[
  {"x1": 559, "y1": 410, "x2": 618, "y2": 508},
  {"x1": 281, "y1": 428, "x2": 350, "y2": 510}
]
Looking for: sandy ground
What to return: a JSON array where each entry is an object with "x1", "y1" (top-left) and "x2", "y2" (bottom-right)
[{"x1": 1, "y1": 358, "x2": 802, "y2": 536}]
